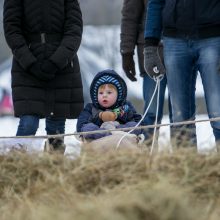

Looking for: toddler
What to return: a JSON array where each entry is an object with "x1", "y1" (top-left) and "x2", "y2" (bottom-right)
[{"x1": 77, "y1": 69, "x2": 143, "y2": 140}]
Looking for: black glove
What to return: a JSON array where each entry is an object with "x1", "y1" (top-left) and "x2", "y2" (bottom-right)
[
  {"x1": 122, "y1": 53, "x2": 137, "y2": 81},
  {"x1": 41, "y1": 60, "x2": 59, "y2": 75},
  {"x1": 29, "y1": 62, "x2": 54, "y2": 81},
  {"x1": 144, "y1": 46, "x2": 165, "y2": 79}
]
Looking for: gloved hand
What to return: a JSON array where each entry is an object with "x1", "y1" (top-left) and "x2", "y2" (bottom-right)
[
  {"x1": 122, "y1": 53, "x2": 137, "y2": 81},
  {"x1": 100, "y1": 121, "x2": 120, "y2": 130},
  {"x1": 41, "y1": 60, "x2": 59, "y2": 76},
  {"x1": 29, "y1": 62, "x2": 54, "y2": 81},
  {"x1": 99, "y1": 111, "x2": 117, "y2": 122},
  {"x1": 144, "y1": 46, "x2": 165, "y2": 79}
]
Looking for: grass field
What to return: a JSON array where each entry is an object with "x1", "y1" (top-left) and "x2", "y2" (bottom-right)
[{"x1": 0, "y1": 148, "x2": 220, "y2": 220}]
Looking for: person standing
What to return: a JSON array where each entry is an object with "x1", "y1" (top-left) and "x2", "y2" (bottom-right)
[
  {"x1": 144, "y1": 0, "x2": 220, "y2": 149},
  {"x1": 120, "y1": 0, "x2": 172, "y2": 142},
  {"x1": 3, "y1": 0, "x2": 84, "y2": 152}
]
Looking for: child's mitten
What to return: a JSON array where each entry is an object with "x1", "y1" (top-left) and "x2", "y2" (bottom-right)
[{"x1": 99, "y1": 111, "x2": 117, "y2": 122}]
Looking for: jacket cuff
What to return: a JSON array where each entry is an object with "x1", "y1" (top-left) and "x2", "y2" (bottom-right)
[
  {"x1": 120, "y1": 49, "x2": 134, "y2": 55},
  {"x1": 144, "y1": 38, "x2": 160, "y2": 47},
  {"x1": 121, "y1": 52, "x2": 134, "y2": 57}
]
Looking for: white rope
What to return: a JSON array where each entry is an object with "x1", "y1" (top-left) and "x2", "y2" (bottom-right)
[
  {"x1": 150, "y1": 77, "x2": 161, "y2": 155},
  {"x1": 115, "y1": 78, "x2": 161, "y2": 149}
]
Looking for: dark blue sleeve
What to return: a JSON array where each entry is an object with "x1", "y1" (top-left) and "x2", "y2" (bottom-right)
[
  {"x1": 127, "y1": 101, "x2": 142, "y2": 122},
  {"x1": 117, "y1": 101, "x2": 142, "y2": 123},
  {"x1": 76, "y1": 103, "x2": 93, "y2": 132},
  {"x1": 144, "y1": 0, "x2": 165, "y2": 39}
]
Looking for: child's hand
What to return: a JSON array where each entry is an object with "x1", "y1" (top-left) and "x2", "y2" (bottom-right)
[{"x1": 99, "y1": 111, "x2": 117, "y2": 122}]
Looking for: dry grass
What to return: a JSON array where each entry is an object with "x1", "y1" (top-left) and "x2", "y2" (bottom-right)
[{"x1": 0, "y1": 148, "x2": 220, "y2": 220}]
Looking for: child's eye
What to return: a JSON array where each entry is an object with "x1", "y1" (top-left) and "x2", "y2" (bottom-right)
[
  {"x1": 99, "y1": 92, "x2": 103, "y2": 95},
  {"x1": 107, "y1": 91, "x2": 112, "y2": 95}
]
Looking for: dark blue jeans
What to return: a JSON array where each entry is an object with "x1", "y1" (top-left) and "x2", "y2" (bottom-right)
[
  {"x1": 142, "y1": 74, "x2": 172, "y2": 139},
  {"x1": 164, "y1": 36, "x2": 220, "y2": 145},
  {"x1": 16, "y1": 115, "x2": 66, "y2": 136}
]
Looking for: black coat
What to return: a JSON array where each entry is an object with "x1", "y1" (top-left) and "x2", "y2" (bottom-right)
[
  {"x1": 120, "y1": 0, "x2": 147, "y2": 75},
  {"x1": 162, "y1": 0, "x2": 220, "y2": 38},
  {"x1": 3, "y1": 0, "x2": 84, "y2": 118}
]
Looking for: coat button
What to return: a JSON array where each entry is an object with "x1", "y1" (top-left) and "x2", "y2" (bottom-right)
[{"x1": 50, "y1": 112, "x2": 54, "y2": 116}]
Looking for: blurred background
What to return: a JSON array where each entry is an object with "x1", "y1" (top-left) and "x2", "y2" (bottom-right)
[{"x1": 0, "y1": 0, "x2": 213, "y2": 149}]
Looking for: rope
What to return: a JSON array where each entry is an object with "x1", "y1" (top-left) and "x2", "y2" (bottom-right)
[
  {"x1": 115, "y1": 77, "x2": 160, "y2": 149},
  {"x1": 150, "y1": 77, "x2": 161, "y2": 155},
  {"x1": 1, "y1": 116, "x2": 220, "y2": 140}
]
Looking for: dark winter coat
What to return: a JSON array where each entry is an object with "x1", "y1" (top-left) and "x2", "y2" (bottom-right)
[
  {"x1": 144, "y1": 0, "x2": 220, "y2": 41},
  {"x1": 3, "y1": 0, "x2": 84, "y2": 118},
  {"x1": 120, "y1": 0, "x2": 148, "y2": 75},
  {"x1": 76, "y1": 102, "x2": 142, "y2": 140}
]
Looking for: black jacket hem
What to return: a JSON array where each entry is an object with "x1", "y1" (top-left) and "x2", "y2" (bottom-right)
[{"x1": 163, "y1": 25, "x2": 220, "y2": 39}]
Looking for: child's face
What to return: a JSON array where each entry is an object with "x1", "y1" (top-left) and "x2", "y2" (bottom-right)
[{"x1": 98, "y1": 84, "x2": 118, "y2": 108}]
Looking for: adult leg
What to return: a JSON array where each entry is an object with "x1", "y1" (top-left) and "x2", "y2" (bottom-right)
[
  {"x1": 163, "y1": 37, "x2": 197, "y2": 148},
  {"x1": 196, "y1": 37, "x2": 220, "y2": 145},
  {"x1": 16, "y1": 115, "x2": 39, "y2": 136},
  {"x1": 142, "y1": 74, "x2": 167, "y2": 140},
  {"x1": 45, "y1": 117, "x2": 66, "y2": 152}
]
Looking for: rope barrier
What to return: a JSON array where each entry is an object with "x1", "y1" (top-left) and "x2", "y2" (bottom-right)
[{"x1": 1, "y1": 116, "x2": 220, "y2": 139}]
